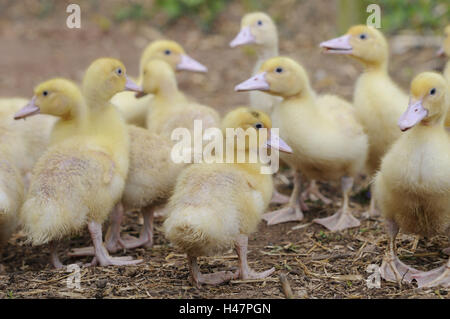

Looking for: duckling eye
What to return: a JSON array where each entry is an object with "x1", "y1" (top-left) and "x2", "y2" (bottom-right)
[
  {"x1": 164, "y1": 50, "x2": 171, "y2": 55},
  {"x1": 257, "y1": 20, "x2": 263, "y2": 26},
  {"x1": 359, "y1": 33, "x2": 367, "y2": 40},
  {"x1": 116, "y1": 68, "x2": 123, "y2": 76},
  {"x1": 430, "y1": 88, "x2": 436, "y2": 95},
  {"x1": 42, "y1": 90, "x2": 49, "y2": 97},
  {"x1": 275, "y1": 67, "x2": 283, "y2": 73},
  {"x1": 255, "y1": 123, "x2": 264, "y2": 129}
]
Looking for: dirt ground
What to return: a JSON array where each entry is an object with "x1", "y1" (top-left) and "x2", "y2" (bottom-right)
[{"x1": 0, "y1": 1, "x2": 449, "y2": 299}]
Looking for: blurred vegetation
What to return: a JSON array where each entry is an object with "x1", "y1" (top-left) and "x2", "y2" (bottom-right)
[{"x1": 365, "y1": 0, "x2": 449, "y2": 33}]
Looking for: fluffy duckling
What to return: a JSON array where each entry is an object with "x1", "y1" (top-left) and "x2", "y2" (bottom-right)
[
  {"x1": 142, "y1": 59, "x2": 220, "y2": 139},
  {"x1": 230, "y1": 12, "x2": 282, "y2": 116},
  {"x1": 0, "y1": 98, "x2": 56, "y2": 179},
  {"x1": 320, "y1": 25, "x2": 409, "y2": 217},
  {"x1": 236, "y1": 57, "x2": 368, "y2": 231},
  {"x1": 112, "y1": 40, "x2": 207, "y2": 127},
  {"x1": 163, "y1": 107, "x2": 292, "y2": 287},
  {"x1": 16, "y1": 59, "x2": 143, "y2": 268},
  {"x1": 374, "y1": 72, "x2": 450, "y2": 288}
]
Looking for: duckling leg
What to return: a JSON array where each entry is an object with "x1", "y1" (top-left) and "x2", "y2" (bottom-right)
[
  {"x1": 235, "y1": 234, "x2": 275, "y2": 280},
  {"x1": 50, "y1": 241, "x2": 64, "y2": 269},
  {"x1": 271, "y1": 189, "x2": 290, "y2": 204},
  {"x1": 187, "y1": 255, "x2": 237, "y2": 288},
  {"x1": 87, "y1": 221, "x2": 142, "y2": 266},
  {"x1": 302, "y1": 180, "x2": 332, "y2": 205},
  {"x1": 411, "y1": 258, "x2": 450, "y2": 288},
  {"x1": 262, "y1": 170, "x2": 304, "y2": 225},
  {"x1": 120, "y1": 206, "x2": 154, "y2": 249},
  {"x1": 363, "y1": 185, "x2": 380, "y2": 218},
  {"x1": 313, "y1": 177, "x2": 360, "y2": 231},
  {"x1": 379, "y1": 219, "x2": 420, "y2": 284}
]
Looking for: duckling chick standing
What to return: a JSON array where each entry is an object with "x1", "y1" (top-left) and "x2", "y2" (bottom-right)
[
  {"x1": 320, "y1": 25, "x2": 409, "y2": 217},
  {"x1": 374, "y1": 72, "x2": 450, "y2": 288},
  {"x1": 236, "y1": 57, "x2": 368, "y2": 231},
  {"x1": 112, "y1": 40, "x2": 207, "y2": 127},
  {"x1": 163, "y1": 107, "x2": 291, "y2": 287},
  {"x1": 15, "y1": 59, "x2": 143, "y2": 267}
]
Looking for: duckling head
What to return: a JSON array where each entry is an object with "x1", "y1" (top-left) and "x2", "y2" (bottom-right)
[
  {"x1": 139, "y1": 40, "x2": 207, "y2": 74},
  {"x1": 437, "y1": 25, "x2": 450, "y2": 57},
  {"x1": 229, "y1": 12, "x2": 278, "y2": 50},
  {"x1": 235, "y1": 56, "x2": 311, "y2": 99},
  {"x1": 398, "y1": 72, "x2": 449, "y2": 131},
  {"x1": 82, "y1": 58, "x2": 142, "y2": 103},
  {"x1": 320, "y1": 25, "x2": 388, "y2": 68},
  {"x1": 14, "y1": 78, "x2": 83, "y2": 120},
  {"x1": 222, "y1": 107, "x2": 292, "y2": 153},
  {"x1": 140, "y1": 59, "x2": 177, "y2": 96}
]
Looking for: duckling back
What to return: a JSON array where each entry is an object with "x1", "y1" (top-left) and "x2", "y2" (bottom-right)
[
  {"x1": 20, "y1": 139, "x2": 124, "y2": 245},
  {"x1": 164, "y1": 163, "x2": 271, "y2": 257}
]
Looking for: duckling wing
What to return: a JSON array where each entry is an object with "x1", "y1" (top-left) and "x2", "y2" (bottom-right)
[{"x1": 20, "y1": 140, "x2": 121, "y2": 245}]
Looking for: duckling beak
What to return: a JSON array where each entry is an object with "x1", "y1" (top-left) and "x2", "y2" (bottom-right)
[
  {"x1": 436, "y1": 47, "x2": 445, "y2": 57},
  {"x1": 230, "y1": 26, "x2": 256, "y2": 48},
  {"x1": 320, "y1": 35, "x2": 353, "y2": 54},
  {"x1": 265, "y1": 131, "x2": 292, "y2": 154},
  {"x1": 177, "y1": 54, "x2": 208, "y2": 72},
  {"x1": 398, "y1": 99, "x2": 428, "y2": 132},
  {"x1": 125, "y1": 76, "x2": 143, "y2": 93},
  {"x1": 235, "y1": 72, "x2": 269, "y2": 92},
  {"x1": 14, "y1": 96, "x2": 40, "y2": 120}
]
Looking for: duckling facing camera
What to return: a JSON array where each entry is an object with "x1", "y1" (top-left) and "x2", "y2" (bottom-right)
[
  {"x1": 163, "y1": 107, "x2": 291, "y2": 287},
  {"x1": 374, "y1": 72, "x2": 450, "y2": 288}
]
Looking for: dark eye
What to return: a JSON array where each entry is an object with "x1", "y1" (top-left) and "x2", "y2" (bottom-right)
[
  {"x1": 255, "y1": 123, "x2": 263, "y2": 129},
  {"x1": 116, "y1": 68, "x2": 123, "y2": 75},
  {"x1": 43, "y1": 91, "x2": 48, "y2": 97},
  {"x1": 257, "y1": 20, "x2": 263, "y2": 26},
  {"x1": 164, "y1": 50, "x2": 171, "y2": 55},
  {"x1": 275, "y1": 67, "x2": 283, "y2": 73},
  {"x1": 430, "y1": 88, "x2": 436, "y2": 95},
  {"x1": 359, "y1": 33, "x2": 367, "y2": 40}
]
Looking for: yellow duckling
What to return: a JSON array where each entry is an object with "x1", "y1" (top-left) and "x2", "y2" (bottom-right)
[
  {"x1": 230, "y1": 12, "x2": 282, "y2": 116},
  {"x1": 320, "y1": 25, "x2": 409, "y2": 217},
  {"x1": 15, "y1": 59, "x2": 142, "y2": 268},
  {"x1": 112, "y1": 40, "x2": 207, "y2": 127},
  {"x1": 163, "y1": 107, "x2": 291, "y2": 287},
  {"x1": 141, "y1": 59, "x2": 220, "y2": 139},
  {"x1": 236, "y1": 57, "x2": 368, "y2": 231},
  {"x1": 374, "y1": 72, "x2": 450, "y2": 288}
]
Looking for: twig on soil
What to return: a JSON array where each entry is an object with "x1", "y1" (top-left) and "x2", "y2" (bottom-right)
[{"x1": 279, "y1": 273, "x2": 294, "y2": 299}]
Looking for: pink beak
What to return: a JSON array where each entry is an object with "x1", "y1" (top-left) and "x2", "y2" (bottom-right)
[
  {"x1": 14, "y1": 96, "x2": 40, "y2": 120},
  {"x1": 235, "y1": 72, "x2": 270, "y2": 92},
  {"x1": 177, "y1": 54, "x2": 208, "y2": 73},
  {"x1": 230, "y1": 26, "x2": 256, "y2": 48},
  {"x1": 265, "y1": 130, "x2": 292, "y2": 154},
  {"x1": 125, "y1": 76, "x2": 143, "y2": 93},
  {"x1": 398, "y1": 99, "x2": 428, "y2": 132},
  {"x1": 320, "y1": 34, "x2": 353, "y2": 54}
]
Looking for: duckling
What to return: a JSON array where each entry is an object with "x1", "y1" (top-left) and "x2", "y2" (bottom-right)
[
  {"x1": 320, "y1": 25, "x2": 409, "y2": 217},
  {"x1": 0, "y1": 98, "x2": 56, "y2": 179},
  {"x1": 374, "y1": 72, "x2": 450, "y2": 288},
  {"x1": 163, "y1": 107, "x2": 291, "y2": 287},
  {"x1": 112, "y1": 40, "x2": 207, "y2": 127},
  {"x1": 142, "y1": 59, "x2": 220, "y2": 139},
  {"x1": 230, "y1": 12, "x2": 282, "y2": 116},
  {"x1": 15, "y1": 59, "x2": 143, "y2": 268},
  {"x1": 235, "y1": 57, "x2": 368, "y2": 231}
]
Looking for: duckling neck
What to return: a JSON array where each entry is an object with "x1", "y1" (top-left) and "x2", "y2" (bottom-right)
[
  {"x1": 153, "y1": 80, "x2": 184, "y2": 105},
  {"x1": 254, "y1": 46, "x2": 279, "y2": 72},
  {"x1": 362, "y1": 59, "x2": 388, "y2": 74},
  {"x1": 50, "y1": 100, "x2": 89, "y2": 145}
]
